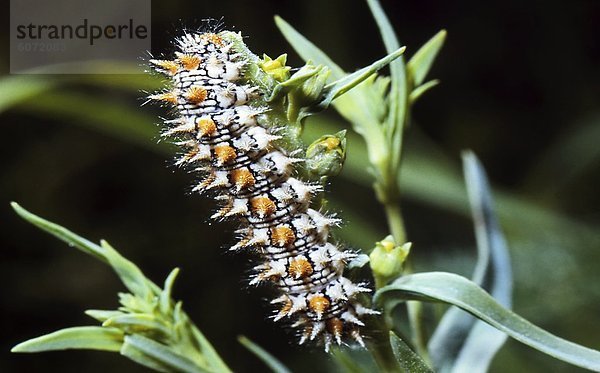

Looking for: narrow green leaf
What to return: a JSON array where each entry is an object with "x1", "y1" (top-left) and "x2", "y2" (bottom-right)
[
  {"x1": 428, "y1": 152, "x2": 512, "y2": 372},
  {"x1": 160, "y1": 268, "x2": 180, "y2": 315},
  {"x1": 274, "y1": 16, "x2": 345, "y2": 81},
  {"x1": 389, "y1": 332, "x2": 433, "y2": 373},
  {"x1": 238, "y1": 336, "x2": 291, "y2": 373},
  {"x1": 0, "y1": 75, "x2": 57, "y2": 113},
  {"x1": 365, "y1": 0, "x2": 407, "y2": 135},
  {"x1": 10, "y1": 202, "x2": 107, "y2": 263},
  {"x1": 118, "y1": 293, "x2": 150, "y2": 312},
  {"x1": 409, "y1": 80, "x2": 440, "y2": 103},
  {"x1": 428, "y1": 152, "x2": 513, "y2": 372},
  {"x1": 85, "y1": 309, "x2": 126, "y2": 323},
  {"x1": 407, "y1": 30, "x2": 447, "y2": 86},
  {"x1": 366, "y1": 0, "x2": 401, "y2": 57},
  {"x1": 189, "y1": 326, "x2": 233, "y2": 373},
  {"x1": 376, "y1": 272, "x2": 600, "y2": 371},
  {"x1": 12, "y1": 326, "x2": 123, "y2": 353},
  {"x1": 121, "y1": 334, "x2": 207, "y2": 373},
  {"x1": 449, "y1": 152, "x2": 513, "y2": 373},
  {"x1": 100, "y1": 240, "x2": 159, "y2": 300},
  {"x1": 320, "y1": 47, "x2": 406, "y2": 108},
  {"x1": 103, "y1": 314, "x2": 172, "y2": 338},
  {"x1": 463, "y1": 150, "x2": 513, "y2": 293}
]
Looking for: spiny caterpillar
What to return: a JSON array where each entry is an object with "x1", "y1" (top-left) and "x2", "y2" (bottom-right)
[{"x1": 148, "y1": 29, "x2": 377, "y2": 351}]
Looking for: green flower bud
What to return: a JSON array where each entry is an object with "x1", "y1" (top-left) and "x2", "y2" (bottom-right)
[
  {"x1": 294, "y1": 64, "x2": 329, "y2": 105},
  {"x1": 259, "y1": 54, "x2": 291, "y2": 82},
  {"x1": 305, "y1": 130, "x2": 347, "y2": 177},
  {"x1": 267, "y1": 62, "x2": 331, "y2": 122},
  {"x1": 369, "y1": 235, "x2": 411, "y2": 288}
]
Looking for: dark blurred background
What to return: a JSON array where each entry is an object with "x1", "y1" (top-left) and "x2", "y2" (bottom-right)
[{"x1": 2, "y1": 0, "x2": 599, "y2": 372}]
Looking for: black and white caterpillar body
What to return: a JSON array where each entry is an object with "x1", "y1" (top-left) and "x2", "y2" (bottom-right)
[{"x1": 149, "y1": 30, "x2": 377, "y2": 351}]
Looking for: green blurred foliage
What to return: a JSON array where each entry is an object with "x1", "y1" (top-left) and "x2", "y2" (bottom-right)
[{"x1": 1, "y1": 0, "x2": 598, "y2": 372}]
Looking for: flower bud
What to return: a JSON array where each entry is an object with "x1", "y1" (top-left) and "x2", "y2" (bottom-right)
[
  {"x1": 259, "y1": 54, "x2": 291, "y2": 82},
  {"x1": 295, "y1": 64, "x2": 329, "y2": 105},
  {"x1": 266, "y1": 62, "x2": 331, "y2": 122},
  {"x1": 369, "y1": 235, "x2": 411, "y2": 288},
  {"x1": 305, "y1": 130, "x2": 347, "y2": 177}
]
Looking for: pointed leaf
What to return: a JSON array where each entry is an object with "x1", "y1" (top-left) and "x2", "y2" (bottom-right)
[
  {"x1": 407, "y1": 30, "x2": 447, "y2": 86},
  {"x1": 427, "y1": 152, "x2": 513, "y2": 371},
  {"x1": 389, "y1": 332, "x2": 433, "y2": 373},
  {"x1": 120, "y1": 334, "x2": 207, "y2": 373},
  {"x1": 85, "y1": 309, "x2": 126, "y2": 323},
  {"x1": 160, "y1": 268, "x2": 180, "y2": 315},
  {"x1": 100, "y1": 240, "x2": 159, "y2": 300},
  {"x1": 189, "y1": 325, "x2": 233, "y2": 373},
  {"x1": 11, "y1": 202, "x2": 107, "y2": 263},
  {"x1": 103, "y1": 314, "x2": 171, "y2": 338},
  {"x1": 409, "y1": 80, "x2": 439, "y2": 104},
  {"x1": 238, "y1": 336, "x2": 291, "y2": 373},
  {"x1": 366, "y1": 0, "x2": 407, "y2": 133},
  {"x1": 12, "y1": 326, "x2": 124, "y2": 353},
  {"x1": 448, "y1": 152, "x2": 513, "y2": 373},
  {"x1": 366, "y1": 0, "x2": 401, "y2": 57},
  {"x1": 376, "y1": 272, "x2": 600, "y2": 371},
  {"x1": 319, "y1": 47, "x2": 406, "y2": 109}
]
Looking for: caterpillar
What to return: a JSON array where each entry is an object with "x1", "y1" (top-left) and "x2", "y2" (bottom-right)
[{"x1": 148, "y1": 29, "x2": 377, "y2": 351}]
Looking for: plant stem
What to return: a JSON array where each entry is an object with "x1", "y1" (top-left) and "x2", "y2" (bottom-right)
[
  {"x1": 382, "y1": 194, "x2": 430, "y2": 363},
  {"x1": 406, "y1": 300, "x2": 430, "y2": 364},
  {"x1": 383, "y1": 202, "x2": 406, "y2": 244},
  {"x1": 367, "y1": 316, "x2": 403, "y2": 372}
]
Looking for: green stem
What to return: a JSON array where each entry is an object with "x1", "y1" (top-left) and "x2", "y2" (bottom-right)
[
  {"x1": 382, "y1": 192, "x2": 430, "y2": 363},
  {"x1": 367, "y1": 316, "x2": 403, "y2": 372},
  {"x1": 383, "y1": 202, "x2": 406, "y2": 244},
  {"x1": 406, "y1": 300, "x2": 430, "y2": 364}
]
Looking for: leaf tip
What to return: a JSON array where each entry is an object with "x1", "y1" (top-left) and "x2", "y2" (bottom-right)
[
  {"x1": 10, "y1": 201, "x2": 27, "y2": 218},
  {"x1": 461, "y1": 150, "x2": 481, "y2": 171},
  {"x1": 273, "y1": 15, "x2": 286, "y2": 27},
  {"x1": 461, "y1": 149, "x2": 476, "y2": 161},
  {"x1": 101, "y1": 319, "x2": 113, "y2": 328},
  {"x1": 11, "y1": 342, "x2": 27, "y2": 353},
  {"x1": 100, "y1": 239, "x2": 115, "y2": 252}
]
